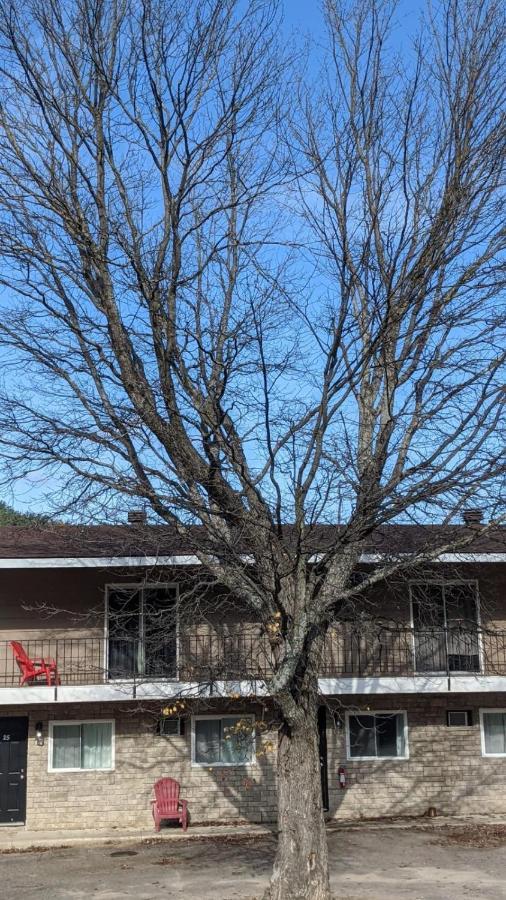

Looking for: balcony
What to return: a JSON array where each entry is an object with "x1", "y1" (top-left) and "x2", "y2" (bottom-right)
[
  {"x1": 0, "y1": 632, "x2": 272, "y2": 689},
  {"x1": 0, "y1": 626, "x2": 505, "y2": 692}
]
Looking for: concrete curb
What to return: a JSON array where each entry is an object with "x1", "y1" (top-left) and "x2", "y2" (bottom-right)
[
  {"x1": 2, "y1": 814, "x2": 506, "y2": 852},
  {"x1": 0, "y1": 823, "x2": 276, "y2": 852}
]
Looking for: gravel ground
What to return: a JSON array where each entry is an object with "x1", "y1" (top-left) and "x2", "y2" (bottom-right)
[{"x1": 2, "y1": 824, "x2": 506, "y2": 899}]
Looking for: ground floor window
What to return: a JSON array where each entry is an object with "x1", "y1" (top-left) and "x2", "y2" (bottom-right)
[
  {"x1": 480, "y1": 710, "x2": 506, "y2": 756},
  {"x1": 346, "y1": 711, "x2": 408, "y2": 760},
  {"x1": 192, "y1": 716, "x2": 255, "y2": 766},
  {"x1": 49, "y1": 720, "x2": 114, "y2": 771}
]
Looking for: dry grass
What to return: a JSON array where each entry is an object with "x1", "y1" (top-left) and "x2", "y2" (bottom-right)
[{"x1": 431, "y1": 824, "x2": 506, "y2": 849}]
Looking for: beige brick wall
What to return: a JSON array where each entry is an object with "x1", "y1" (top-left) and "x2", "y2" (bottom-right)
[
  {"x1": 3, "y1": 692, "x2": 506, "y2": 832},
  {"x1": 327, "y1": 692, "x2": 506, "y2": 819},
  {"x1": 0, "y1": 702, "x2": 277, "y2": 831}
]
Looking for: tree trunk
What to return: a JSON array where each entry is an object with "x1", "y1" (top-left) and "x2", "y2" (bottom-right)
[{"x1": 264, "y1": 700, "x2": 331, "y2": 900}]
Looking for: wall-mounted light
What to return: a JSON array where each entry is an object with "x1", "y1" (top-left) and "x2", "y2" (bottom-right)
[
  {"x1": 35, "y1": 722, "x2": 44, "y2": 746},
  {"x1": 332, "y1": 712, "x2": 343, "y2": 730}
]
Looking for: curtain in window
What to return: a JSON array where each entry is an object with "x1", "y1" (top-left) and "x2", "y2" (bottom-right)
[
  {"x1": 349, "y1": 713, "x2": 405, "y2": 758},
  {"x1": 412, "y1": 584, "x2": 446, "y2": 672},
  {"x1": 108, "y1": 589, "x2": 142, "y2": 677},
  {"x1": 108, "y1": 586, "x2": 177, "y2": 678},
  {"x1": 52, "y1": 724, "x2": 81, "y2": 769},
  {"x1": 375, "y1": 714, "x2": 399, "y2": 757},
  {"x1": 483, "y1": 713, "x2": 506, "y2": 754},
  {"x1": 144, "y1": 587, "x2": 178, "y2": 677},
  {"x1": 221, "y1": 717, "x2": 251, "y2": 764},
  {"x1": 195, "y1": 719, "x2": 221, "y2": 764},
  {"x1": 52, "y1": 723, "x2": 113, "y2": 769},
  {"x1": 81, "y1": 723, "x2": 113, "y2": 769},
  {"x1": 412, "y1": 582, "x2": 479, "y2": 673},
  {"x1": 194, "y1": 718, "x2": 253, "y2": 764},
  {"x1": 349, "y1": 714, "x2": 376, "y2": 758}
]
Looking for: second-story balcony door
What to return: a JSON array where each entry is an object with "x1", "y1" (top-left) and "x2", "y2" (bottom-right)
[
  {"x1": 107, "y1": 584, "x2": 178, "y2": 680},
  {"x1": 411, "y1": 581, "x2": 480, "y2": 674}
]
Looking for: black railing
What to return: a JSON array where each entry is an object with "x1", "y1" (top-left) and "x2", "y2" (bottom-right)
[
  {"x1": 320, "y1": 624, "x2": 484, "y2": 676},
  {"x1": 0, "y1": 627, "x2": 504, "y2": 688}
]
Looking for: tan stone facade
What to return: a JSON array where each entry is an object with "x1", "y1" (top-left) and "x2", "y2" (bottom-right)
[
  {"x1": 3, "y1": 691, "x2": 506, "y2": 832},
  {"x1": 1, "y1": 701, "x2": 278, "y2": 830},
  {"x1": 328, "y1": 692, "x2": 506, "y2": 819}
]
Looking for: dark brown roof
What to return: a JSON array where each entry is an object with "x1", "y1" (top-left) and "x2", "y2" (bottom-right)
[{"x1": 0, "y1": 523, "x2": 503, "y2": 560}]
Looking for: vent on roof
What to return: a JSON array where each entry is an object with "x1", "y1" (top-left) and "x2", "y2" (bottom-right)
[
  {"x1": 462, "y1": 508, "x2": 483, "y2": 525},
  {"x1": 127, "y1": 510, "x2": 147, "y2": 525}
]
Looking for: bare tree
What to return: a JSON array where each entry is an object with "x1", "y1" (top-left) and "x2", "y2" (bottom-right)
[{"x1": 0, "y1": 0, "x2": 504, "y2": 897}]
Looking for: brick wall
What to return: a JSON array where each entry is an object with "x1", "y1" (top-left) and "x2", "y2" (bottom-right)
[
  {"x1": 3, "y1": 692, "x2": 506, "y2": 832},
  {"x1": 0, "y1": 702, "x2": 278, "y2": 831},
  {"x1": 327, "y1": 692, "x2": 506, "y2": 820}
]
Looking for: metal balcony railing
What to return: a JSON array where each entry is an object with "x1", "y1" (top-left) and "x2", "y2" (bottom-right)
[{"x1": 0, "y1": 626, "x2": 503, "y2": 688}]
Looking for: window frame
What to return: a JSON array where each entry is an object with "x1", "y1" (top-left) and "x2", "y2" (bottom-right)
[
  {"x1": 104, "y1": 581, "x2": 179, "y2": 680},
  {"x1": 345, "y1": 710, "x2": 409, "y2": 761},
  {"x1": 409, "y1": 579, "x2": 482, "y2": 674},
  {"x1": 480, "y1": 708, "x2": 506, "y2": 758},
  {"x1": 191, "y1": 714, "x2": 256, "y2": 768},
  {"x1": 48, "y1": 719, "x2": 115, "y2": 773}
]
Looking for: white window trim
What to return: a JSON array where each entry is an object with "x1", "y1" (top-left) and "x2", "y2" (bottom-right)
[
  {"x1": 479, "y1": 708, "x2": 506, "y2": 758},
  {"x1": 345, "y1": 710, "x2": 409, "y2": 761},
  {"x1": 104, "y1": 581, "x2": 179, "y2": 681},
  {"x1": 48, "y1": 719, "x2": 115, "y2": 773},
  {"x1": 191, "y1": 714, "x2": 256, "y2": 768}
]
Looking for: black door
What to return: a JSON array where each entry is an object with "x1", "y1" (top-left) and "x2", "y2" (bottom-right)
[
  {"x1": 0, "y1": 717, "x2": 28, "y2": 824},
  {"x1": 318, "y1": 706, "x2": 329, "y2": 812}
]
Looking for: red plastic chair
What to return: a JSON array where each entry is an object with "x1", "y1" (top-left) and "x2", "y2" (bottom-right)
[
  {"x1": 10, "y1": 640, "x2": 61, "y2": 686},
  {"x1": 151, "y1": 777, "x2": 188, "y2": 832}
]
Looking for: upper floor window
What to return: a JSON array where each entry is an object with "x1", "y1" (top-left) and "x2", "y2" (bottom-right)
[
  {"x1": 410, "y1": 581, "x2": 480, "y2": 673},
  {"x1": 106, "y1": 583, "x2": 178, "y2": 679}
]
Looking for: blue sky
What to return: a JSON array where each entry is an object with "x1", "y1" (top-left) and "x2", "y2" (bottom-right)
[
  {"x1": 282, "y1": 0, "x2": 424, "y2": 47},
  {"x1": 0, "y1": 0, "x2": 484, "y2": 520}
]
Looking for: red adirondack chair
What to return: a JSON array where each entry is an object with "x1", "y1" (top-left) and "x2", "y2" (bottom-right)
[
  {"x1": 10, "y1": 641, "x2": 60, "y2": 686},
  {"x1": 151, "y1": 777, "x2": 188, "y2": 832}
]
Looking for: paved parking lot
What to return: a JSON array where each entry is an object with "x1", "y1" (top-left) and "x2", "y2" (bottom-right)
[{"x1": 3, "y1": 824, "x2": 506, "y2": 899}]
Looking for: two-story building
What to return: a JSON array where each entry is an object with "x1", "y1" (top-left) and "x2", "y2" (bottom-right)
[{"x1": 0, "y1": 519, "x2": 505, "y2": 833}]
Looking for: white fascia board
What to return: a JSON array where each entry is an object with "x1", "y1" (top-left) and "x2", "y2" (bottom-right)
[
  {"x1": 0, "y1": 686, "x2": 58, "y2": 704},
  {"x1": 0, "y1": 551, "x2": 504, "y2": 569},
  {"x1": 0, "y1": 555, "x2": 201, "y2": 569},
  {"x1": 0, "y1": 679, "x2": 269, "y2": 705},
  {"x1": 318, "y1": 675, "x2": 506, "y2": 694},
  {"x1": 3, "y1": 675, "x2": 506, "y2": 706},
  {"x1": 359, "y1": 553, "x2": 506, "y2": 564}
]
